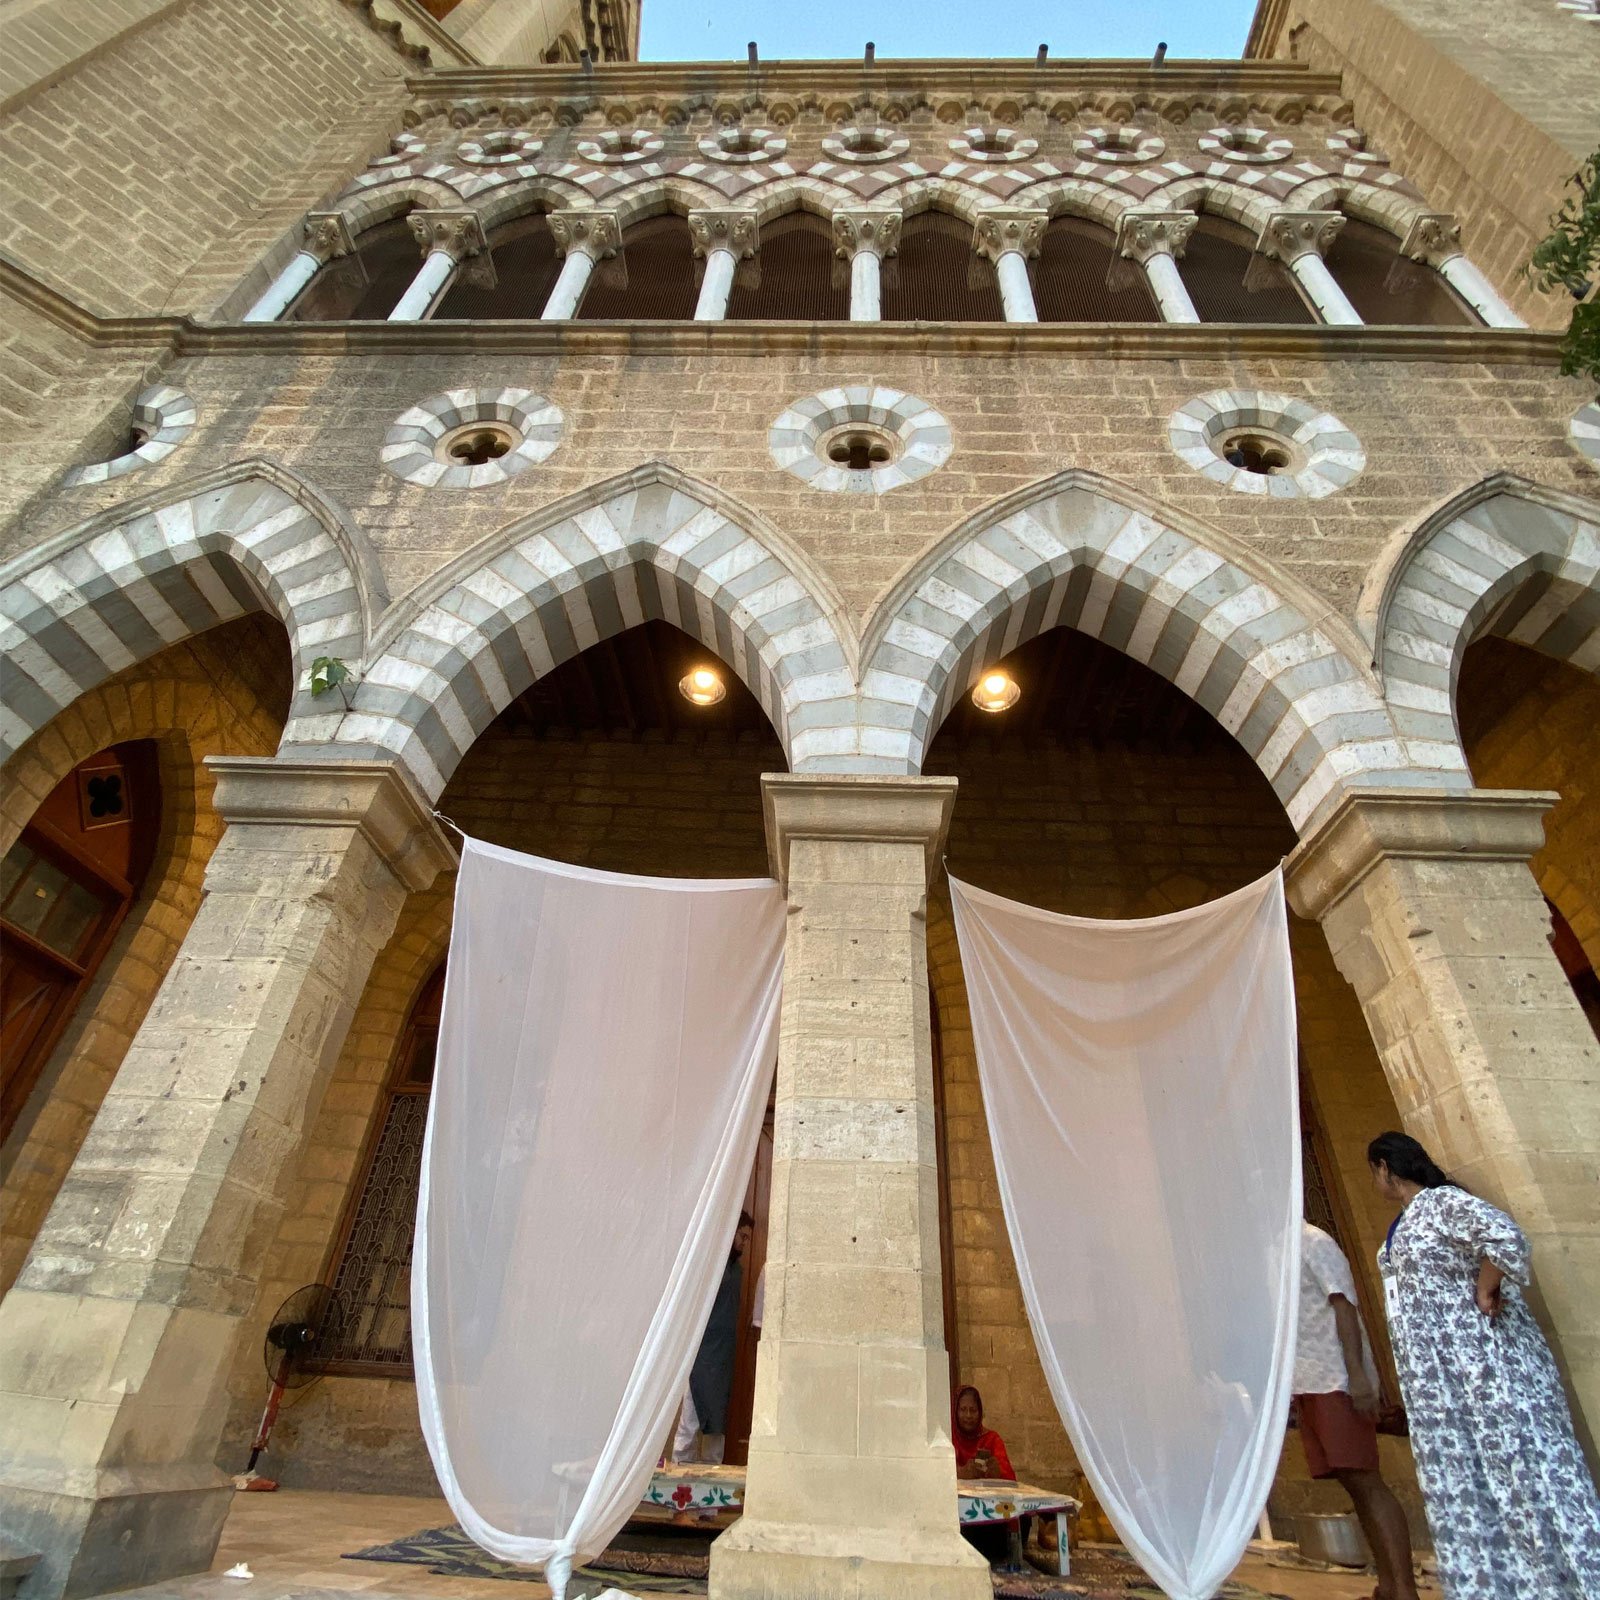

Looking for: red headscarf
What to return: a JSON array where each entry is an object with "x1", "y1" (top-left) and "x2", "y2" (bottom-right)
[{"x1": 952, "y1": 1385, "x2": 1015, "y2": 1481}]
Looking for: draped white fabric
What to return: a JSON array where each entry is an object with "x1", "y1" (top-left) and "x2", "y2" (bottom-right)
[
  {"x1": 949, "y1": 870, "x2": 1300, "y2": 1600},
  {"x1": 413, "y1": 838, "x2": 785, "y2": 1598}
]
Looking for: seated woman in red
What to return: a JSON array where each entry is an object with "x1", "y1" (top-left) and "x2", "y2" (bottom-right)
[
  {"x1": 953, "y1": 1385, "x2": 1015, "y2": 1482},
  {"x1": 954, "y1": 1385, "x2": 1018, "y2": 1565}
]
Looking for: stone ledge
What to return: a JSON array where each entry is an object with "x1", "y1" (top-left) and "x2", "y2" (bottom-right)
[
  {"x1": 762, "y1": 773, "x2": 958, "y2": 887},
  {"x1": 1285, "y1": 786, "x2": 1558, "y2": 920}
]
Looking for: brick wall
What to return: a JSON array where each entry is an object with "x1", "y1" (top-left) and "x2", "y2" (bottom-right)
[
  {"x1": 0, "y1": 615, "x2": 290, "y2": 1293},
  {"x1": 8, "y1": 344, "x2": 1594, "y2": 635}
]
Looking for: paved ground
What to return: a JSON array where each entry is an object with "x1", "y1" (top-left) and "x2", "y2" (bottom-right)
[{"x1": 113, "y1": 1490, "x2": 1433, "y2": 1600}]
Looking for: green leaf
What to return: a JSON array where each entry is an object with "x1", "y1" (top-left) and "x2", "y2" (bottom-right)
[{"x1": 309, "y1": 656, "x2": 353, "y2": 698}]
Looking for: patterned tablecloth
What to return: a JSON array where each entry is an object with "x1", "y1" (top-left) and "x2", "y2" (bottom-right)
[{"x1": 644, "y1": 1463, "x2": 1079, "y2": 1527}]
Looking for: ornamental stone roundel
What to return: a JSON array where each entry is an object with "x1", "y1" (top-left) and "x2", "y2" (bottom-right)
[
  {"x1": 769, "y1": 386, "x2": 952, "y2": 495},
  {"x1": 381, "y1": 388, "x2": 564, "y2": 490},
  {"x1": 1167, "y1": 390, "x2": 1366, "y2": 500},
  {"x1": 62, "y1": 385, "x2": 197, "y2": 487}
]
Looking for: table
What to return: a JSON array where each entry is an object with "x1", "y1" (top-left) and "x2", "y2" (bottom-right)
[{"x1": 642, "y1": 1464, "x2": 1081, "y2": 1577}]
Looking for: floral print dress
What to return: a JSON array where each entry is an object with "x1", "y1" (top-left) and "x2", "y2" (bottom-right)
[{"x1": 1378, "y1": 1185, "x2": 1600, "y2": 1599}]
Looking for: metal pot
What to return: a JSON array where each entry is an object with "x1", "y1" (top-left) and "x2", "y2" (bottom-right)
[{"x1": 1292, "y1": 1510, "x2": 1371, "y2": 1568}]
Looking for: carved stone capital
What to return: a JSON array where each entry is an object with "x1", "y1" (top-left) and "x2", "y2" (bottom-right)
[
  {"x1": 832, "y1": 208, "x2": 902, "y2": 260},
  {"x1": 1256, "y1": 209, "x2": 1345, "y2": 265},
  {"x1": 548, "y1": 209, "x2": 622, "y2": 261},
  {"x1": 408, "y1": 210, "x2": 486, "y2": 261},
  {"x1": 1115, "y1": 208, "x2": 1198, "y2": 264},
  {"x1": 972, "y1": 208, "x2": 1048, "y2": 264},
  {"x1": 1399, "y1": 211, "x2": 1463, "y2": 267},
  {"x1": 688, "y1": 209, "x2": 760, "y2": 260},
  {"x1": 302, "y1": 212, "x2": 356, "y2": 263}
]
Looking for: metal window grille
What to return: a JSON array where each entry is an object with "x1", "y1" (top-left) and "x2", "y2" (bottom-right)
[
  {"x1": 577, "y1": 214, "x2": 699, "y2": 320},
  {"x1": 1180, "y1": 217, "x2": 1315, "y2": 325},
  {"x1": 881, "y1": 211, "x2": 1006, "y2": 323},
  {"x1": 726, "y1": 213, "x2": 849, "y2": 321},
  {"x1": 1034, "y1": 218, "x2": 1159, "y2": 323},
  {"x1": 1325, "y1": 217, "x2": 1474, "y2": 327}
]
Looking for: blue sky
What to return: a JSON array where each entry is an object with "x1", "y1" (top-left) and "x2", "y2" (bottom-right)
[{"x1": 640, "y1": 0, "x2": 1259, "y2": 62}]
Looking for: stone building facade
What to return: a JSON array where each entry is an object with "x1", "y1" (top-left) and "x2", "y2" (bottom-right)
[{"x1": 0, "y1": 0, "x2": 1597, "y2": 1595}]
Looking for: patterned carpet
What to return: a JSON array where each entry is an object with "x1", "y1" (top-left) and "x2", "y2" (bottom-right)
[{"x1": 345, "y1": 1524, "x2": 1293, "y2": 1598}]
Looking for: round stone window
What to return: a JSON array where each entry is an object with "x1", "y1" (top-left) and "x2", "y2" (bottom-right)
[
  {"x1": 1073, "y1": 126, "x2": 1166, "y2": 164},
  {"x1": 62, "y1": 385, "x2": 197, "y2": 487},
  {"x1": 698, "y1": 126, "x2": 787, "y2": 163},
  {"x1": 948, "y1": 127, "x2": 1040, "y2": 164},
  {"x1": 821, "y1": 127, "x2": 912, "y2": 164},
  {"x1": 457, "y1": 132, "x2": 543, "y2": 166},
  {"x1": 575, "y1": 129, "x2": 664, "y2": 164},
  {"x1": 382, "y1": 388, "x2": 564, "y2": 489},
  {"x1": 1198, "y1": 126, "x2": 1293, "y2": 164},
  {"x1": 1167, "y1": 390, "x2": 1365, "y2": 499},
  {"x1": 370, "y1": 131, "x2": 427, "y2": 168},
  {"x1": 769, "y1": 387, "x2": 951, "y2": 494},
  {"x1": 1326, "y1": 128, "x2": 1387, "y2": 167}
]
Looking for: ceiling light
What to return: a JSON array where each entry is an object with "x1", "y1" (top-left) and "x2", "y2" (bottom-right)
[
  {"x1": 679, "y1": 665, "x2": 726, "y2": 706},
  {"x1": 971, "y1": 669, "x2": 1020, "y2": 714}
]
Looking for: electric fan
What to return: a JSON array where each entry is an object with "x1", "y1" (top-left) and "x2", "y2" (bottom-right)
[{"x1": 235, "y1": 1283, "x2": 347, "y2": 1492}]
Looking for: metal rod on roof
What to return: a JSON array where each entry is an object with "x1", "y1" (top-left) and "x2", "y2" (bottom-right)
[
  {"x1": 1152, "y1": 41, "x2": 1168, "y2": 65},
  {"x1": 1037, "y1": 44, "x2": 1049, "y2": 63},
  {"x1": 748, "y1": 41, "x2": 758, "y2": 67},
  {"x1": 864, "y1": 41, "x2": 875, "y2": 67}
]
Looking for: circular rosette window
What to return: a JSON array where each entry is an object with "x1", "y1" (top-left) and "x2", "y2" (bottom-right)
[
  {"x1": 381, "y1": 388, "x2": 565, "y2": 490},
  {"x1": 769, "y1": 387, "x2": 952, "y2": 494},
  {"x1": 1168, "y1": 390, "x2": 1365, "y2": 499}
]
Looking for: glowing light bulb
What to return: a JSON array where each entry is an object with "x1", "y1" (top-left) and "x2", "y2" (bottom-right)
[
  {"x1": 678, "y1": 665, "x2": 727, "y2": 706},
  {"x1": 971, "y1": 669, "x2": 1020, "y2": 713}
]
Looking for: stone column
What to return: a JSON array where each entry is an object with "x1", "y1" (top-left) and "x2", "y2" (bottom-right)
[
  {"x1": 389, "y1": 209, "x2": 488, "y2": 321},
  {"x1": 832, "y1": 208, "x2": 901, "y2": 321},
  {"x1": 1255, "y1": 210, "x2": 1362, "y2": 326},
  {"x1": 689, "y1": 209, "x2": 759, "y2": 321},
  {"x1": 1400, "y1": 211, "x2": 1528, "y2": 329},
  {"x1": 710, "y1": 775, "x2": 990, "y2": 1600},
  {"x1": 242, "y1": 212, "x2": 355, "y2": 322},
  {"x1": 542, "y1": 209, "x2": 622, "y2": 319},
  {"x1": 1113, "y1": 208, "x2": 1200, "y2": 323},
  {"x1": 973, "y1": 208, "x2": 1047, "y2": 323},
  {"x1": 0, "y1": 758, "x2": 455, "y2": 1599},
  {"x1": 1287, "y1": 788, "x2": 1600, "y2": 1449}
]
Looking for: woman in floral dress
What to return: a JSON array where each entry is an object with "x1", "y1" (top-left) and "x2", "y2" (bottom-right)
[{"x1": 1368, "y1": 1132, "x2": 1600, "y2": 1598}]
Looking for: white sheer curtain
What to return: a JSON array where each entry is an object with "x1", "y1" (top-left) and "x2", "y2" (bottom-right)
[
  {"x1": 950, "y1": 869, "x2": 1300, "y2": 1600},
  {"x1": 413, "y1": 838, "x2": 785, "y2": 1598}
]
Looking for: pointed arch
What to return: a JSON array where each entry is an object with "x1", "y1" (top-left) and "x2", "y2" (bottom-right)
[
  {"x1": 1362, "y1": 474, "x2": 1600, "y2": 752},
  {"x1": 0, "y1": 460, "x2": 382, "y2": 770},
  {"x1": 1006, "y1": 175, "x2": 1142, "y2": 231},
  {"x1": 335, "y1": 173, "x2": 472, "y2": 238},
  {"x1": 857, "y1": 470, "x2": 1422, "y2": 831},
  {"x1": 1276, "y1": 173, "x2": 1432, "y2": 243},
  {"x1": 1160, "y1": 175, "x2": 1282, "y2": 234},
  {"x1": 325, "y1": 463, "x2": 857, "y2": 799}
]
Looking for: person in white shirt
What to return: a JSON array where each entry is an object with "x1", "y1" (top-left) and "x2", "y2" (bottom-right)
[{"x1": 1295, "y1": 1221, "x2": 1418, "y2": 1600}]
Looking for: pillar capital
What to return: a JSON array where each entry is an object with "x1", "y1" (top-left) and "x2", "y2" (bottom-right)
[
  {"x1": 1115, "y1": 207, "x2": 1197, "y2": 264},
  {"x1": 972, "y1": 207, "x2": 1047, "y2": 264},
  {"x1": 1399, "y1": 210, "x2": 1464, "y2": 268},
  {"x1": 832, "y1": 207, "x2": 901, "y2": 260},
  {"x1": 206, "y1": 756, "x2": 458, "y2": 892},
  {"x1": 301, "y1": 211, "x2": 356, "y2": 263},
  {"x1": 547, "y1": 208, "x2": 622, "y2": 261},
  {"x1": 1285, "y1": 786, "x2": 1556, "y2": 921},
  {"x1": 688, "y1": 208, "x2": 760, "y2": 260},
  {"x1": 1255, "y1": 209, "x2": 1345, "y2": 265},
  {"x1": 761, "y1": 773, "x2": 957, "y2": 889},
  {"x1": 406, "y1": 208, "x2": 486, "y2": 261}
]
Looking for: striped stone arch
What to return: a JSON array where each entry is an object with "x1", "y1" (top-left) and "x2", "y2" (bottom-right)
[
  {"x1": 333, "y1": 173, "x2": 470, "y2": 237},
  {"x1": 1004, "y1": 175, "x2": 1143, "y2": 230},
  {"x1": 324, "y1": 462, "x2": 856, "y2": 799},
  {"x1": 1158, "y1": 175, "x2": 1281, "y2": 232},
  {"x1": 856, "y1": 470, "x2": 1420, "y2": 831},
  {"x1": 1275, "y1": 173, "x2": 1431, "y2": 241},
  {"x1": 1363, "y1": 474, "x2": 1600, "y2": 754},
  {"x1": 0, "y1": 460, "x2": 383, "y2": 769}
]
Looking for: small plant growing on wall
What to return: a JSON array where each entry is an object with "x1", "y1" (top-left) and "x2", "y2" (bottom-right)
[
  {"x1": 309, "y1": 656, "x2": 353, "y2": 703},
  {"x1": 1528, "y1": 150, "x2": 1600, "y2": 396}
]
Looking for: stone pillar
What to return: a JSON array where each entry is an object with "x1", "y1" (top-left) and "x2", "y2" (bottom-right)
[
  {"x1": 973, "y1": 209, "x2": 1047, "y2": 323},
  {"x1": 710, "y1": 775, "x2": 990, "y2": 1600},
  {"x1": 832, "y1": 208, "x2": 901, "y2": 321},
  {"x1": 1256, "y1": 210, "x2": 1362, "y2": 326},
  {"x1": 1400, "y1": 212, "x2": 1528, "y2": 329},
  {"x1": 689, "y1": 209, "x2": 759, "y2": 322},
  {"x1": 542, "y1": 209, "x2": 622, "y2": 319},
  {"x1": 389, "y1": 210, "x2": 488, "y2": 321},
  {"x1": 1113, "y1": 208, "x2": 1200, "y2": 323},
  {"x1": 0, "y1": 758, "x2": 455, "y2": 1599},
  {"x1": 243, "y1": 212, "x2": 355, "y2": 322},
  {"x1": 1287, "y1": 788, "x2": 1600, "y2": 1450}
]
